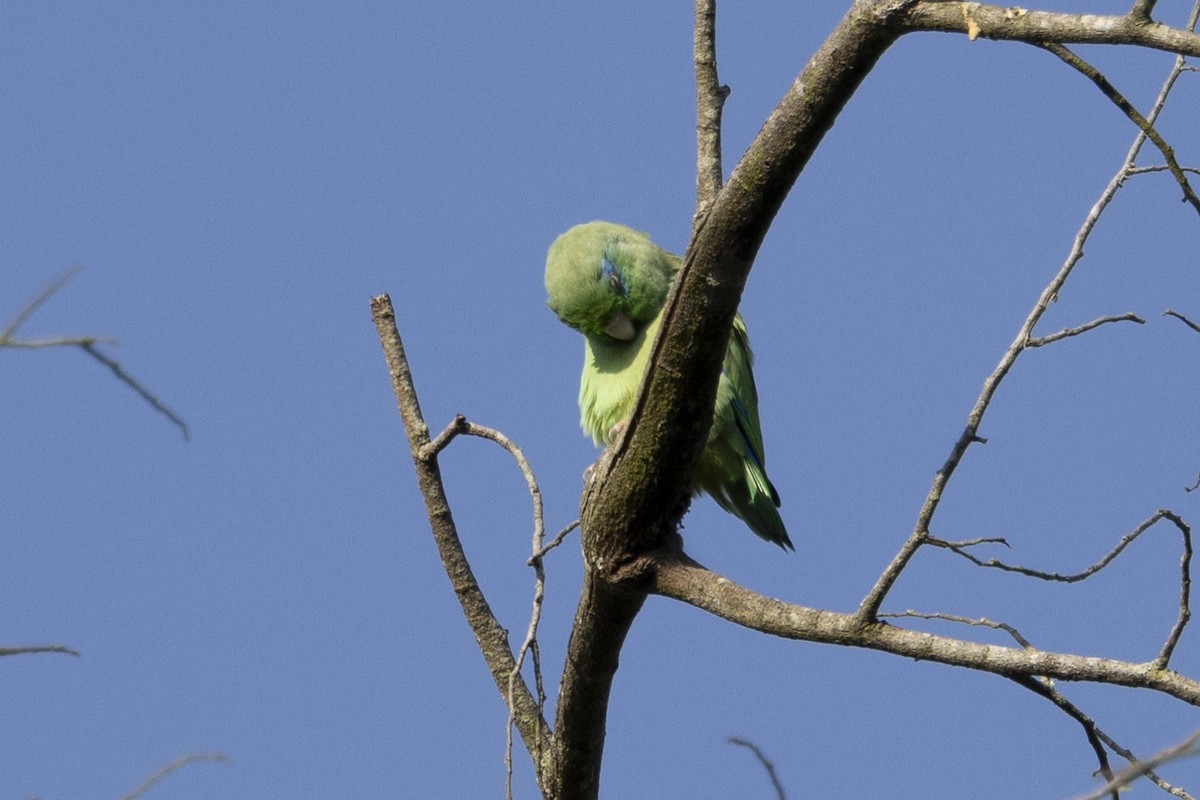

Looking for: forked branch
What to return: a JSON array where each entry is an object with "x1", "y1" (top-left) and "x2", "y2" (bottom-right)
[
  {"x1": 856, "y1": 9, "x2": 1196, "y2": 622},
  {"x1": 370, "y1": 295, "x2": 553, "y2": 780},
  {"x1": 651, "y1": 552, "x2": 1200, "y2": 704},
  {"x1": 2, "y1": 269, "x2": 189, "y2": 440}
]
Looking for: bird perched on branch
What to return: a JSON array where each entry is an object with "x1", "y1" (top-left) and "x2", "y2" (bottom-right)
[{"x1": 545, "y1": 220, "x2": 791, "y2": 550}]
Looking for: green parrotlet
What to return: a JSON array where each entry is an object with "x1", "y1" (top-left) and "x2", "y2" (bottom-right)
[{"x1": 545, "y1": 220, "x2": 791, "y2": 550}]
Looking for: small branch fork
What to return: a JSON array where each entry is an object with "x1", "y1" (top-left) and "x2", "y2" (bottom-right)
[
  {"x1": 2, "y1": 269, "x2": 189, "y2": 441},
  {"x1": 371, "y1": 294, "x2": 557, "y2": 792},
  {"x1": 1036, "y1": 42, "x2": 1200, "y2": 217},
  {"x1": 883, "y1": 610, "x2": 1195, "y2": 799},
  {"x1": 424, "y1": 414, "x2": 576, "y2": 800},
  {"x1": 931, "y1": 510, "x2": 1193, "y2": 668},
  {"x1": 1073, "y1": 728, "x2": 1200, "y2": 800},
  {"x1": 380, "y1": 2, "x2": 1200, "y2": 798},
  {"x1": 856, "y1": 1, "x2": 1199, "y2": 626}
]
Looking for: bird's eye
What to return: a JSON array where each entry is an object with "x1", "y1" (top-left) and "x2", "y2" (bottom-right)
[{"x1": 601, "y1": 255, "x2": 626, "y2": 296}]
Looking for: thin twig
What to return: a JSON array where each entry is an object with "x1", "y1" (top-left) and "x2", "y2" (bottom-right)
[
  {"x1": 118, "y1": 753, "x2": 228, "y2": 800},
  {"x1": 728, "y1": 737, "x2": 786, "y2": 800},
  {"x1": 0, "y1": 643, "x2": 80, "y2": 657},
  {"x1": 1025, "y1": 313, "x2": 1144, "y2": 347},
  {"x1": 405, "y1": 411, "x2": 556, "y2": 799},
  {"x1": 1156, "y1": 511, "x2": 1192, "y2": 669},
  {"x1": 930, "y1": 510, "x2": 1192, "y2": 669},
  {"x1": 1, "y1": 335, "x2": 116, "y2": 348},
  {"x1": 1072, "y1": 729, "x2": 1200, "y2": 800},
  {"x1": 2, "y1": 269, "x2": 189, "y2": 440},
  {"x1": 1128, "y1": 165, "x2": 1200, "y2": 177},
  {"x1": 445, "y1": 420, "x2": 550, "y2": 800},
  {"x1": 531, "y1": 520, "x2": 579, "y2": 563},
  {"x1": 0, "y1": 268, "x2": 81, "y2": 343},
  {"x1": 370, "y1": 294, "x2": 553, "y2": 788},
  {"x1": 880, "y1": 609, "x2": 1035, "y2": 648},
  {"x1": 855, "y1": 15, "x2": 1197, "y2": 624},
  {"x1": 1038, "y1": 42, "x2": 1200, "y2": 217},
  {"x1": 1013, "y1": 676, "x2": 1118, "y2": 798},
  {"x1": 882, "y1": 609, "x2": 1194, "y2": 798},
  {"x1": 930, "y1": 510, "x2": 1168, "y2": 581},
  {"x1": 80, "y1": 343, "x2": 190, "y2": 441},
  {"x1": 693, "y1": 0, "x2": 727, "y2": 233},
  {"x1": 1165, "y1": 308, "x2": 1200, "y2": 334}
]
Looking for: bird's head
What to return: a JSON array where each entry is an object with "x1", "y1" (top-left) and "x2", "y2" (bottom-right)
[{"x1": 545, "y1": 221, "x2": 676, "y2": 342}]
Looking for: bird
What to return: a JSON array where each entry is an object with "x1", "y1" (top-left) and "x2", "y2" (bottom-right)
[{"x1": 545, "y1": 220, "x2": 791, "y2": 550}]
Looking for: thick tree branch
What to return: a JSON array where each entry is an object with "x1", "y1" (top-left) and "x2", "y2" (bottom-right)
[
  {"x1": 901, "y1": 3, "x2": 1200, "y2": 56},
  {"x1": 652, "y1": 552, "x2": 1200, "y2": 704},
  {"x1": 549, "y1": 572, "x2": 647, "y2": 799},
  {"x1": 587, "y1": 1, "x2": 904, "y2": 567}
]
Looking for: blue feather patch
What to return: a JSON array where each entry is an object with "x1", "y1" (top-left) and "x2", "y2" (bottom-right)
[{"x1": 601, "y1": 253, "x2": 627, "y2": 295}]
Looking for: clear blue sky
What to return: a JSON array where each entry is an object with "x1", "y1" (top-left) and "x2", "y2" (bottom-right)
[{"x1": 2, "y1": 3, "x2": 1198, "y2": 797}]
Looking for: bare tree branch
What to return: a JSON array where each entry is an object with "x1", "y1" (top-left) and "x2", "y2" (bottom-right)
[
  {"x1": 693, "y1": 0, "x2": 727, "y2": 233},
  {"x1": 2, "y1": 269, "x2": 189, "y2": 441},
  {"x1": 885, "y1": 610, "x2": 1195, "y2": 799},
  {"x1": 1037, "y1": 42, "x2": 1200, "y2": 216},
  {"x1": 386, "y1": 3, "x2": 1200, "y2": 797},
  {"x1": 118, "y1": 753, "x2": 227, "y2": 800},
  {"x1": 1130, "y1": 165, "x2": 1200, "y2": 176},
  {"x1": 652, "y1": 552, "x2": 1200, "y2": 704},
  {"x1": 728, "y1": 736, "x2": 786, "y2": 800},
  {"x1": 901, "y1": 3, "x2": 1200, "y2": 56},
  {"x1": 1025, "y1": 313, "x2": 1145, "y2": 347},
  {"x1": 1129, "y1": 0, "x2": 1158, "y2": 22},
  {"x1": 2, "y1": 335, "x2": 116, "y2": 348},
  {"x1": 880, "y1": 609, "x2": 1036, "y2": 648},
  {"x1": 0, "y1": 268, "x2": 81, "y2": 343},
  {"x1": 1014, "y1": 675, "x2": 1118, "y2": 799},
  {"x1": 855, "y1": 10, "x2": 1196, "y2": 623},
  {"x1": 532, "y1": 520, "x2": 578, "y2": 562},
  {"x1": 370, "y1": 294, "x2": 553, "y2": 781},
  {"x1": 420, "y1": 414, "x2": 557, "y2": 799},
  {"x1": 931, "y1": 510, "x2": 1192, "y2": 668},
  {"x1": 79, "y1": 342, "x2": 190, "y2": 442},
  {"x1": 0, "y1": 644, "x2": 80, "y2": 657},
  {"x1": 1073, "y1": 729, "x2": 1200, "y2": 800},
  {"x1": 1165, "y1": 308, "x2": 1200, "y2": 334}
]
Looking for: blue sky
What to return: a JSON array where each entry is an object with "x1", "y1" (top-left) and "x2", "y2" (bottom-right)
[{"x1": 2, "y1": 3, "x2": 1198, "y2": 797}]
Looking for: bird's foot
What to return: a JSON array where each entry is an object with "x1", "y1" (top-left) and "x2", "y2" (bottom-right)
[{"x1": 606, "y1": 418, "x2": 629, "y2": 446}]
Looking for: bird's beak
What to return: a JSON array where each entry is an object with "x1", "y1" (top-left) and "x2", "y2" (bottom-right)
[{"x1": 604, "y1": 311, "x2": 636, "y2": 341}]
